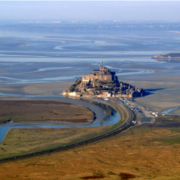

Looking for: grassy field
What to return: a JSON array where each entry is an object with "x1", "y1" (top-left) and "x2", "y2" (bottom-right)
[
  {"x1": 0, "y1": 126, "x2": 113, "y2": 160},
  {"x1": 1, "y1": 115, "x2": 180, "y2": 179},
  {"x1": 0, "y1": 100, "x2": 94, "y2": 124}
]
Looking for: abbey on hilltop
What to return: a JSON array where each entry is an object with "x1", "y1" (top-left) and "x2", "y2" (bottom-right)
[{"x1": 62, "y1": 61, "x2": 145, "y2": 98}]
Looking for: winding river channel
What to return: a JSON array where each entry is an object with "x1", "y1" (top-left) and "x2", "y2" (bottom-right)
[{"x1": 0, "y1": 94, "x2": 120, "y2": 143}]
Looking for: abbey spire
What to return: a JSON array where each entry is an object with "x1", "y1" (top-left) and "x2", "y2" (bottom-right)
[{"x1": 101, "y1": 59, "x2": 104, "y2": 67}]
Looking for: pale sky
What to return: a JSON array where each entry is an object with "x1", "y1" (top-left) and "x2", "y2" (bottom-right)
[{"x1": 0, "y1": 1, "x2": 180, "y2": 21}]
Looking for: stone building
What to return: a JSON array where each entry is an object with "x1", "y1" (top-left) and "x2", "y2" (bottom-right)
[
  {"x1": 82, "y1": 60, "x2": 117, "y2": 87},
  {"x1": 62, "y1": 61, "x2": 145, "y2": 98}
]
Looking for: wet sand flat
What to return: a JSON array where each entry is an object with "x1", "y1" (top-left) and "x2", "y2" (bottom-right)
[
  {"x1": 24, "y1": 82, "x2": 72, "y2": 95},
  {"x1": 124, "y1": 80, "x2": 180, "y2": 112},
  {"x1": 171, "y1": 108, "x2": 180, "y2": 115},
  {"x1": 0, "y1": 82, "x2": 72, "y2": 96}
]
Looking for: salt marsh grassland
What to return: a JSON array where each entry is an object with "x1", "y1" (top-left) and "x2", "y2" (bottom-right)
[{"x1": 1, "y1": 117, "x2": 180, "y2": 180}]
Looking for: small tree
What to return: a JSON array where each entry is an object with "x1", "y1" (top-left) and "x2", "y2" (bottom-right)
[
  {"x1": 75, "y1": 78, "x2": 82, "y2": 85},
  {"x1": 69, "y1": 84, "x2": 76, "y2": 92}
]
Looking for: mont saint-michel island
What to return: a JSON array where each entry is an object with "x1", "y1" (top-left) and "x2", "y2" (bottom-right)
[{"x1": 62, "y1": 61, "x2": 145, "y2": 98}]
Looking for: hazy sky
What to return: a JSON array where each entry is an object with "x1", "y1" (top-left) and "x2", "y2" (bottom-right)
[{"x1": 0, "y1": 1, "x2": 180, "y2": 21}]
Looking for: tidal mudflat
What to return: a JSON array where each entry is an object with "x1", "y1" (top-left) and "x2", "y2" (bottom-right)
[{"x1": 1, "y1": 29, "x2": 180, "y2": 114}]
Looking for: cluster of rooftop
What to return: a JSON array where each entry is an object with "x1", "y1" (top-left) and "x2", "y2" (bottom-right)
[{"x1": 62, "y1": 61, "x2": 145, "y2": 98}]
